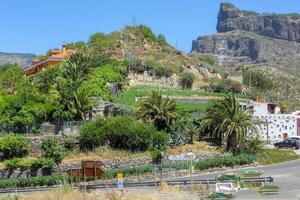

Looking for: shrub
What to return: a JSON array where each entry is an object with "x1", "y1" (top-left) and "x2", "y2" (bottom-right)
[
  {"x1": 4, "y1": 158, "x2": 31, "y2": 170},
  {"x1": 41, "y1": 137, "x2": 66, "y2": 164},
  {"x1": 0, "y1": 135, "x2": 30, "y2": 160},
  {"x1": 79, "y1": 118, "x2": 107, "y2": 151},
  {"x1": 244, "y1": 136, "x2": 264, "y2": 154},
  {"x1": 79, "y1": 116, "x2": 168, "y2": 151},
  {"x1": 210, "y1": 78, "x2": 242, "y2": 93},
  {"x1": 64, "y1": 135, "x2": 77, "y2": 150},
  {"x1": 156, "y1": 34, "x2": 167, "y2": 45},
  {"x1": 198, "y1": 55, "x2": 215, "y2": 65},
  {"x1": 136, "y1": 25, "x2": 156, "y2": 41},
  {"x1": 105, "y1": 116, "x2": 168, "y2": 151},
  {"x1": 31, "y1": 158, "x2": 55, "y2": 170},
  {"x1": 153, "y1": 65, "x2": 173, "y2": 78},
  {"x1": 0, "y1": 175, "x2": 67, "y2": 189},
  {"x1": 179, "y1": 72, "x2": 196, "y2": 89},
  {"x1": 150, "y1": 149, "x2": 164, "y2": 164},
  {"x1": 242, "y1": 70, "x2": 274, "y2": 90}
]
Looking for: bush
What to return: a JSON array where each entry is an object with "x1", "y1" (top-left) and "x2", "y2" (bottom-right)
[
  {"x1": 198, "y1": 55, "x2": 215, "y2": 65},
  {"x1": 64, "y1": 135, "x2": 77, "y2": 150},
  {"x1": 30, "y1": 158, "x2": 55, "y2": 170},
  {"x1": 105, "y1": 116, "x2": 168, "y2": 151},
  {"x1": 242, "y1": 70, "x2": 274, "y2": 90},
  {"x1": 5, "y1": 158, "x2": 55, "y2": 170},
  {"x1": 156, "y1": 34, "x2": 167, "y2": 45},
  {"x1": 136, "y1": 25, "x2": 156, "y2": 41},
  {"x1": 79, "y1": 116, "x2": 168, "y2": 151},
  {"x1": 41, "y1": 137, "x2": 66, "y2": 164},
  {"x1": 0, "y1": 135, "x2": 30, "y2": 160},
  {"x1": 179, "y1": 72, "x2": 196, "y2": 89},
  {"x1": 153, "y1": 65, "x2": 173, "y2": 78},
  {"x1": 210, "y1": 78, "x2": 242, "y2": 93},
  {"x1": 79, "y1": 118, "x2": 107, "y2": 151},
  {"x1": 244, "y1": 136, "x2": 264, "y2": 154},
  {"x1": 4, "y1": 158, "x2": 31, "y2": 170},
  {"x1": 0, "y1": 175, "x2": 67, "y2": 189}
]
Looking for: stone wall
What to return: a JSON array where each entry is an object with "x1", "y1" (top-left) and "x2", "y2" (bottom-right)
[
  {"x1": 0, "y1": 153, "x2": 226, "y2": 179},
  {"x1": 28, "y1": 135, "x2": 66, "y2": 153}
]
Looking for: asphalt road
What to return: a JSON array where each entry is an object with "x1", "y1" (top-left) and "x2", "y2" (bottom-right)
[{"x1": 181, "y1": 159, "x2": 300, "y2": 199}]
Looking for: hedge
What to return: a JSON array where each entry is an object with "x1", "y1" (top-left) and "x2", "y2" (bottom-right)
[
  {"x1": 0, "y1": 175, "x2": 67, "y2": 189},
  {"x1": 102, "y1": 154, "x2": 254, "y2": 179},
  {"x1": 0, "y1": 135, "x2": 30, "y2": 160},
  {"x1": 4, "y1": 158, "x2": 55, "y2": 170}
]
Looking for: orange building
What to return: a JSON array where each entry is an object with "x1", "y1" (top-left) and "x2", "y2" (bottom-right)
[{"x1": 24, "y1": 45, "x2": 74, "y2": 75}]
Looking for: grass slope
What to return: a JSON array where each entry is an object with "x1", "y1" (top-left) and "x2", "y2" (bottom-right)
[
  {"x1": 258, "y1": 149, "x2": 299, "y2": 165},
  {"x1": 114, "y1": 85, "x2": 247, "y2": 107}
]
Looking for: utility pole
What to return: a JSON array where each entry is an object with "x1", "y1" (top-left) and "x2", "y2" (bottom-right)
[{"x1": 249, "y1": 66, "x2": 252, "y2": 88}]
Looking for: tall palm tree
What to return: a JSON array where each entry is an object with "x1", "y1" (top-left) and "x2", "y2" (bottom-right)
[
  {"x1": 200, "y1": 94, "x2": 257, "y2": 150},
  {"x1": 135, "y1": 90, "x2": 177, "y2": 131},
  {"x1": 57, "y1": 53, "x2": 95, "y2": 120}
]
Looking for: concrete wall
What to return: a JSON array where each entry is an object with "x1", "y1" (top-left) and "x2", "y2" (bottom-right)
[{"x1": 254, "y1": 114, "x2": 299, "y2": 143}]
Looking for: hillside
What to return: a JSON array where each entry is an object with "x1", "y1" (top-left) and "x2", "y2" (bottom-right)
[
  {"x1": 67, "y1": 25, "x2": 223, "y2": 90},
  {"x1": 0, "y1": 52, "x2": 35, "y2": 66}
]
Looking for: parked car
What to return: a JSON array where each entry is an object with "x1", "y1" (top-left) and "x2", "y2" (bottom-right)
[{"x1": 274, "y1": 139, "x2": 299, "y2": 149}]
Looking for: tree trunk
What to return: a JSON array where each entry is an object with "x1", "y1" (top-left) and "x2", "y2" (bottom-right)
[{"x1": 226, "y1": 133, "x2": 236, "y2": 151}]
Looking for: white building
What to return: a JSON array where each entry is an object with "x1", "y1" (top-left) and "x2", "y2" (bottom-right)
[{"x1": 240, "y1": 99, "x2": 300, "y2": 143}]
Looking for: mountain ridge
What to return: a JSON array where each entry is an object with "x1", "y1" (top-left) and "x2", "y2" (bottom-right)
[{"x1": 0, "y1": 52, "x2": 36, "y2": 67}]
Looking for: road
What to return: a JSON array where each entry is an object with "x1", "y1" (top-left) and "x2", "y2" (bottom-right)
[{"x1": 178, "y1": 159, "x2": 300, "y2": 199}]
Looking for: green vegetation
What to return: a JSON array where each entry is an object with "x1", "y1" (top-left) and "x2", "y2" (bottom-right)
[
  {"x1": 102, "y1": 154, "x2": 254, "y2": 179},
  {"x1": 0, "y1": 135, "x2": 29, "y2": 160},
  {"x1": 198, "y1": 55, "x2": 216, "y2": 65},
  {"x1": 41, "y1": 137, "x2": 66, "y2": 164},
  {"x1": 153, "y1": 65, "x2": 173, "y2": 78},
  {"x1": 257, "y1": 149, "x2": 299, "y2": 165},
  {"x1": 4, "y1": 158, "x2": 31, "y2": 169},
  {"x1": 0, "y1": 175, "x2": 67, "y2": 189},
  {"x1": 115, "y1": 85, "x2": 247, "y2": 107},
  {"x1": 179, "y1": 72, "x2": 196, "y2": 89},
  {"x1": 201, "y1": 95, "x2": 257, "y2": 150},
  {"x1": 242, "y1": 68, "x2": 274, "y2": 90},
  {"x1": 210, "y1": 78, "x2": 242, "y2": 93},
  {"x1": 79, "y1": 116, "x2": 168, "y2": 151},
  {"x1": 244, "y1": 136, "x2": 264, "y2": 154},
  {"x1": 135, "y1": 90, "x2": 177, "y2": 130},
  {"x1": 4, "y1": 158, "x2": 54, "y2": 170},
  {"x1": 63, "y1": 135, "x2": 77, "y2": 151},
  {"x1": 258, "y1": 185, "x2": 280, "y2": 193}
]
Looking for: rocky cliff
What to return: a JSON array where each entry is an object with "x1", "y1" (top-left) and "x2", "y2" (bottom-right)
[
  {"x1": 0, "y1": 52, "x2": 36, "y2": 67},
  {"x1": 191, "y1": 3, "x2": 300, "y2": 69},
  {"x1": 217, "y1": 2, "x2": 300, "y2": 43}
]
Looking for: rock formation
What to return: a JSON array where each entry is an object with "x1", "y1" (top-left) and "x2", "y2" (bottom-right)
[
  {"x1": 191, "y1": 3, "x2": 300, "y2": 68},
  {"x1": 217, "y1": 2, "x2": 300, "y2": 42}
]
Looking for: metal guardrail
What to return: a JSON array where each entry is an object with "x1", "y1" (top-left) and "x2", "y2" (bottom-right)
[
  {"x1": 0, "y1": 177, "x2": 273, "y2": 194},
  {"x1": 87, "y1": 176, "x2": 273, "y2": 189}
]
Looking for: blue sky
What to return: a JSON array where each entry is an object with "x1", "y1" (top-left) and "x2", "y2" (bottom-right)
[{"x1": 2, "y1": 0, "x2": 300, "y2": 54}]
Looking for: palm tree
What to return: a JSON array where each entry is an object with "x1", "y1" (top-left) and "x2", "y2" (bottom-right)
[
  {"x1": 57, "y1": 53, "x2": 95, "y2": 120},
  {"x1": 200, "y1": 94, "x2": 257, "y2": 150},
  {"x1": 135, "y1": 90, "x2": 177, "y2": 131},
  {"x1": 181, "y1": 121, "x2": 199, "y2": 144}
]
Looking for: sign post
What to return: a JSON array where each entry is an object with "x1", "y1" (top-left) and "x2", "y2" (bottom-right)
[
  {"x1": 117, "y1": 172, "x2": 124, "y2": 190},
  {"x1": 187, "y1": 152, "x2": 195, "y2": 188},
  {"x1": 168, "y1": 152, "x2": 196, "y2": 188}
]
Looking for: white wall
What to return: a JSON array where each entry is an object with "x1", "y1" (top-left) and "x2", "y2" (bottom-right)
[{"x1": 253, "y1": 114, "x2": 298, "y2": 143}]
